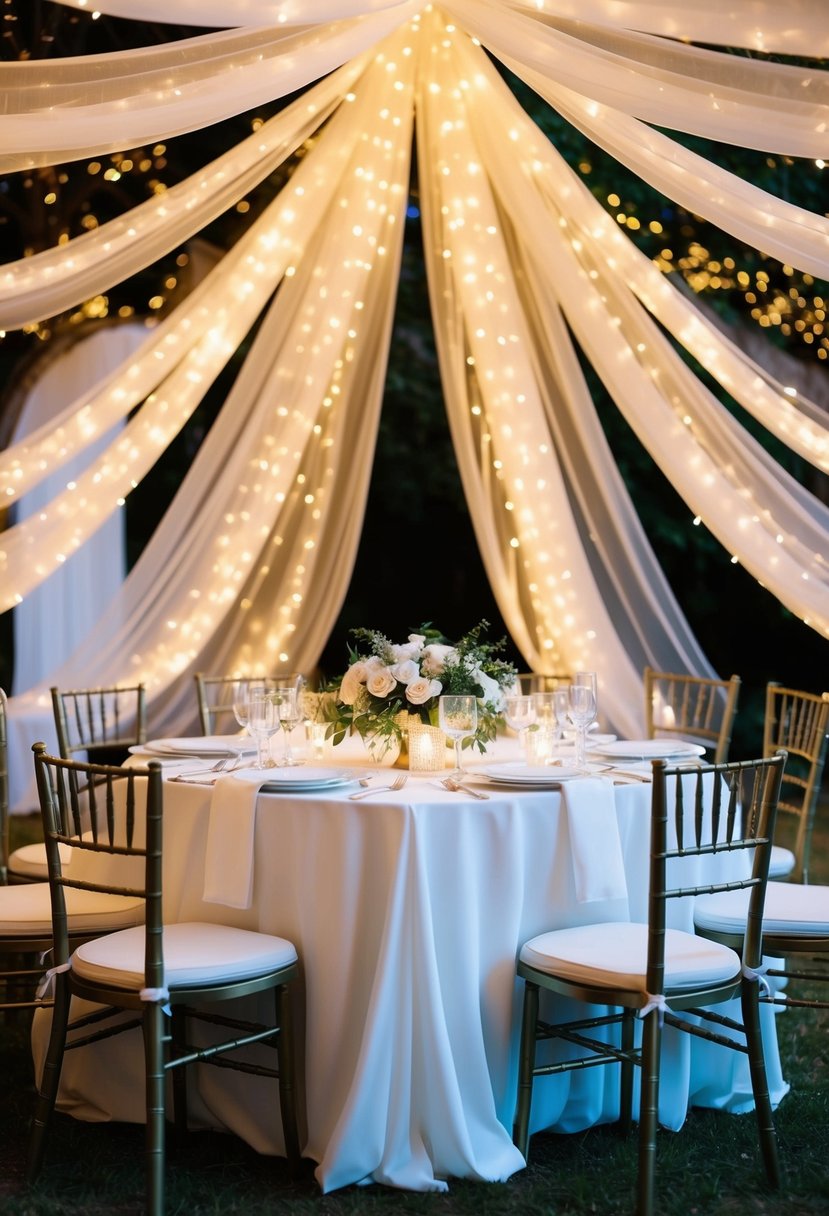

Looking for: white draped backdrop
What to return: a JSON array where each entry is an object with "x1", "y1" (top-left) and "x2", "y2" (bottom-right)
[{"x1": 0, "y1": 1, "x2": 827, "y2": 807}]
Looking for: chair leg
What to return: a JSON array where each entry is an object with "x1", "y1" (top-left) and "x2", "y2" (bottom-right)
[
  {"x1": 276, "y1": 984, "x2": 301, "y2": 1171},
  {"x1": 27, "y1": 972, "x2": 71, "y2": 1182},
  {"x1": 635, "y1": 1009, "x2": 662, "y2": 1216},
  {"x1": 170, "y1": 1007, "x2": 188, "y2": 1149},
  {"x1": 513, "y1": 979, "x2": 539, "y2": 1161},
  {"x1": 741, "y1": 978, "x2": 782, "y2": 1189},
  {"x1": 619, "y1": 1007, "x2": 635, "y2": 1135},
  {"x1": 143, "y1": 1003, "x2": 168, "y2": 1216}
]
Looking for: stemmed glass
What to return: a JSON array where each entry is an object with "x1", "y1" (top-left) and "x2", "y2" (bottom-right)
[
  {"x1": 247, "y1": 691, "x2": 280, "y2": 770},
  {"x1": 568, "y1": 684, "x2": 597, "y2": 773},
  {"x1": 272, "y1": 681, "x2": 304, "y2": 767},
  {"x1": 552, "y1": 688, "x2": 570, "y2": 745},
  {"x1": 439, "y1": 695, "x2": 478, "y2": 779},
  {"x1": 504, "y1": 694, "x2": 537, "y2": 764},
  {"x1": 232, "y1": 679, "x2": 259, "y2": 736},
  {"x1": 573, "y1": 670, "x2": 598, "y2": 734}
]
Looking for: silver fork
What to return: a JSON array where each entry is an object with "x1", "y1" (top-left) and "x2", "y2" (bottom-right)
[
  {"x1": 170, "y1": 757, "x2": 232, "y2": 783},
  {"x1": 348, "y1": 773, "x2": 408, "y2": 799},
  {"x1": 441, "y1": 776, "x2": 490, "y2": 800}
]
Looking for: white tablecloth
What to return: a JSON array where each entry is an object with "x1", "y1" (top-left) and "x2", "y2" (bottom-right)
[{"x1": 32, "y1": 740, "x2": 787, "y2": 1193}]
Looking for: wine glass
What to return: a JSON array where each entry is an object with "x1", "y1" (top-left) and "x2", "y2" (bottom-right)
[
  {"x1": 247, "y1": 691, "x2": 280, "y2": 770},
  {"x1": 504, "y1": 694, "x2": 537, "y2": 764},
  {"x1": 552, "y1": 688, "x2": 570, "y2": 744},
  {"x1": 573, "y1": 670, "x2": 598, "y2": 734},
  {"x1": 272, "y1": 682, "x2": 304, "y2": 767},
  {"x1": 439, "y1": 695, "x2": 478, "y2": 779},
  {"x1": 568, "y1": 684, "x2": 597, "y2": 773},
  {"x1": 231, "y1": 679, "x2": 262, "y2": 736}
]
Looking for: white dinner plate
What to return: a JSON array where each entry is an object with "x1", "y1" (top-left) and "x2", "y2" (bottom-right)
[
  {"x1": 134, "y1": 736, "x2": 253, "y2": 758},
  {"x1": 260, "y1": 767, "x2": 355, "y2": 791},
  {"x1": 481, "y1": 761, "x2": 606, "y2": 785},
  {"x1": 592, "y1": 739, "x2": 706, "y2": 761}
]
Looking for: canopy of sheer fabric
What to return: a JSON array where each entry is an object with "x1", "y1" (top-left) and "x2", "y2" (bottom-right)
[{"x1": 0, "y1": 2, "x2": 826, "y2": 786}]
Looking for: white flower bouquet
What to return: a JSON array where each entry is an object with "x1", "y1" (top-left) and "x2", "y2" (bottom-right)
[{"x1": 329, "y1": 621, "x2": 517, "y2": 753}]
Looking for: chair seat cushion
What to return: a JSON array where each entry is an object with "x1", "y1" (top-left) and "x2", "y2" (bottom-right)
[
  {"x1": 519, "y1": 922, "x2": 740, "y2": 993},
  {"x1": 72, "y1": 922, "x2": 298, "y2": 991},
  {"x1": 8, "y1": 842, "x2": 72, "y2": 881},
  {"x1": 0, "y1": 882, "x2": 144, "y2": 936},
  {"x1": 695, "y1": 881, "x2": 829, "y2": 938},
  {"x1": 768, "y1": 845, "x2": 795, "y2": 880}
]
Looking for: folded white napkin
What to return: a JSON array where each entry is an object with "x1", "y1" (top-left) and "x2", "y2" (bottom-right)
[
  {"x1": 203, "y1": 769, "x2": 272, "y2": 909},
  {"x1": 561, "y1": 777, "x2": 628, "y2": 904}
]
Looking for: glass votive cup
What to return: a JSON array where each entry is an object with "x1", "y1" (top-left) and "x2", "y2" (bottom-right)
[{"x1": 306, "y1": 721, "x2": 330, "y2": 761}]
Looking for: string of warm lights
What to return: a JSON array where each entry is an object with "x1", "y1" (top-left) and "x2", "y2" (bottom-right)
[
  {"x1": 0, "y1": 57, "x2": 396, "y2": 605},
  {"x1": 444, "y1": 31, "x2": 829, "y2": 636},
  {"x1": 0, "y1": 53, "x2": 365, "y2": 331}
]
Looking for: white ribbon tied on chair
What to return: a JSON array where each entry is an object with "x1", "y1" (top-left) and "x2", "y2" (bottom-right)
[
  {"x1": 203, "y1": 769, "x2": 273, "y2": 909},
  {"x1": 560, "y1": 777, "x2": 629, "y2": 904},
  {"x1": 639, "y1": 991, "x2": 670, "y2": 1024},
  {"x1": 742, "y1": 961, "x2": 773, "y2": 998},
  {"x1": 35, "y1": 961, "x2": 71, "y2": 1000}
]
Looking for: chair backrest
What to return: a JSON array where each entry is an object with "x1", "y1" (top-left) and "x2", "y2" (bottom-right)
[
  {"x1": 194, "y1": 672, "x2": 303, "y2": 735},
  {"x1": 647, "y1": 752, "x2": 786, "y2": 994},
  {"x1": 52, "y1": 684, "x2": 147, "y2": 762},
  {"x1": 0, "y1": 688, "x2": 8, "y2": 884},
  {"x1": 33, "y1": 744, "x2": 161, "y2": 985},
  {"x1": 644, "y1": 667, "x2": 741, "y2": 764},
  {"x1": 762, "y1": 684, "x2": 829, "y2": 884}
]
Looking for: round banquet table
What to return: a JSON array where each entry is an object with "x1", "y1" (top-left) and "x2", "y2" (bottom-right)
[{"x1": 31, "y1": 740, "x2": 787, "y2": 1193}]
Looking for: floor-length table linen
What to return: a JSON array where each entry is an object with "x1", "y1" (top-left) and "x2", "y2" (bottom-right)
[{"x1": 31, "y1": 745, "x2": 787, "y2": 1193}]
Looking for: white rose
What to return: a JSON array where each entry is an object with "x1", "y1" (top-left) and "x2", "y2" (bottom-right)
[
  {"x1": 474, "y1": 668, "x2": 505, "y2": 711},
  {"x1": 405, "y1": 677, "x2": 442, "y2": 705},
  {"x1": 391, "y1": 658, "x2": 420, "y2": 684},
  {"x1": 366, "y1": 668, "x2": 398, "y2": 698},
  {"x1": 421, "y1": 643, "x2": 457, "y2": 676},
  {"x1": 392, "y1": 637, "x2": 424, "y2": 662},
  {"x1": 339, "y1": 664, "x2": 367, "y2": 705}
]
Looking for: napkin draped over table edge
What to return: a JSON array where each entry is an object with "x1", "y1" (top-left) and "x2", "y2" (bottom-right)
[
  {"x1": 561, "y1": 777, "x2": 629, "y2": 905},
  {"x1": 203, "y1": 770, "x2": 272, "y2": 909}
]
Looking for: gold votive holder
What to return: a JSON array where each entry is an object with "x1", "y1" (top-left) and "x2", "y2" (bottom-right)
[{"x1": 406, "y1": 719, "x2": 448, "y2": 772}]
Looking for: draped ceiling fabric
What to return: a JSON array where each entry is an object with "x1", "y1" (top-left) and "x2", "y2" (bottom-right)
[{"x1": 1, "y1": 0, "x2": 828, "y2": 776}]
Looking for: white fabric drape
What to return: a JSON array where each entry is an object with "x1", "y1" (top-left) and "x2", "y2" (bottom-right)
[
  {"x1": 47, "y1": 0, "x2": 829, "y2": 58},
  {"x1": 10, "y1": 325, "x2": 144, "y2": 693},
  {"x1": 1, "y1": 2, "x2": 828, "y2": 808},
  {"x1": 0, "y1": 8, "x2": 423, "y2": 170},
  {"x1": 30, "y1": 22, "x2": 415, "y2": 734}
]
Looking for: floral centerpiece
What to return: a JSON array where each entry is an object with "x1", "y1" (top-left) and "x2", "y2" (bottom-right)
[{"x1": 327, "y1": 620, "x2": 517, "y2": 756}]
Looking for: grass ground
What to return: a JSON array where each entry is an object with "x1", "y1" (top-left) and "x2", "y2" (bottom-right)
[{"x1": 1, "y1": 806, "x2": 827, "y2": 1216}]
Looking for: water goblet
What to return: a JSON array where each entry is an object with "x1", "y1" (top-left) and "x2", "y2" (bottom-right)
[
  {"x1": 439, "y1": 695, "x2": 478, "y2": 779},
  {"x1": 247, "y1": 691, "x2": 280, "y2": 770},
  {"x1": 504, "y1": 694, "x2": 537, "y2": 764},
  {"x1": 568, "y1": 684, "x2": 597, "y2": 773}
]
